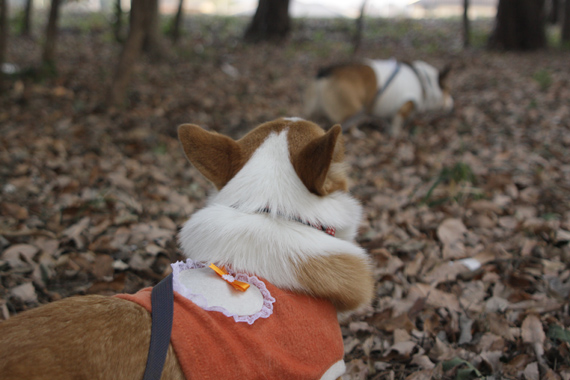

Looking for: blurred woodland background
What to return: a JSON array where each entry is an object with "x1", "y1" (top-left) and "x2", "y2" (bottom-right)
[{"x1": 1, "y1": 0, "x2": 570, "y2": 379}]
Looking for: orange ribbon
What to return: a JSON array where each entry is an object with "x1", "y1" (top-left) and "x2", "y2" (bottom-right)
[{"x1": 209, "y1": 263, "x2": 250, "y2": 292}]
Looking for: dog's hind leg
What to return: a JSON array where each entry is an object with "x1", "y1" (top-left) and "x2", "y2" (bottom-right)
[
  {"x1": 389, "y1": 100, "x2": 415, "y2": 136},
  {"x1": 321, "y1": 79, "x2": 365, "y2": 130},
  {"x1": 303, "y1": 81, "x2": 322, "y2": 120}
]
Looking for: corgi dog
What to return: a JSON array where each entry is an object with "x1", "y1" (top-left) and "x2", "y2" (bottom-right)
[
  {"x1": 304, "y1": 58, "x2": 454, "y2": 136},
  {"x1": 0, "y1": 118, "x2": 374, "y2": 380}
]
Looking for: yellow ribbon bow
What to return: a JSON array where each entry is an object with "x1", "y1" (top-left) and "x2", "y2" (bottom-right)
[{"x1": 209, "y1": 263, "x2": 250, "y2": 292}]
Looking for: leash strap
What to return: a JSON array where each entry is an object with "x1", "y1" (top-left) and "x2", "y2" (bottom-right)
[
  {"x1": 369, "y1": 61, "x2": 401, "y2": 111},
  {"x1": 406, "y1": 62, "x2": 426, "y2": 102},
  {"x1": 143, "y1": 273, "x2": 174, "y2": 380},
  {"x1": 341, "y1": 61, "x2": 401, "y2": 130}
]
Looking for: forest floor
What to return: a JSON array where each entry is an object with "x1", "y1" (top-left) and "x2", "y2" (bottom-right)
[{"x1": 1, "y1": 14, "x2": 570, "y2": 380}]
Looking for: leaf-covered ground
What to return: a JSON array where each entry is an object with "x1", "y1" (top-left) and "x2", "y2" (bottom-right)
[{"x1": 1, "y1": 14, "x2": 570, "y2": 380}]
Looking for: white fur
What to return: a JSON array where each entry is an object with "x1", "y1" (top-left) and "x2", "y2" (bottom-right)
[
  {"x1": 320, "y1": 360, "x2": 346, "y2": 380},
  {"x1": 366, "y1": 59, "x2": 453, "y2": 116},
  {"x1": 179, "y1": 128, "x2": 366, "y2": 291},
  {"x1": 282, "y1": 116, "x2": 305, "y2": 122}
]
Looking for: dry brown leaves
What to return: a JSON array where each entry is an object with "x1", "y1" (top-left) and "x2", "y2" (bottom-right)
[{"x1": 1, "y1": 16, "x2": 569, "y2": 380}]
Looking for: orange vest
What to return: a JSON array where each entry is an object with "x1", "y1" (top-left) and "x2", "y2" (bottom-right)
[{"x1": 116, "y1": 279, "x2": 344, "y2": 380}]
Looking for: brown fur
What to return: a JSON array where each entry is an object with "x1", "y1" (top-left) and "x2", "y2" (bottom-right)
[
  {"x1": 291, "y1": 125, "x2": 342, "y2": 195},
  {"x1": 397, "y1": 100, "x2": 416, "y2": 120},
  {"x1": 179, "y1": 118, "x2": 347, "y2": 195},
  {"x1": 306, "y1": 64, "x2": 377, "y2": 124},
  {"x1": 0, "y1": 296, "x2": 184, "y2": 380},
  {"x1": 295, "y1": 254, "x2": 375, "y2": 312}
]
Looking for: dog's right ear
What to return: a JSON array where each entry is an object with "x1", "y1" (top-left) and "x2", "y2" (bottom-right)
[
  {"x1": 178, "y1": 124, "x2": 243, "y2": 190},
  {"x1": 293, "y1": 125, "x2": 343, "y2": 196}
]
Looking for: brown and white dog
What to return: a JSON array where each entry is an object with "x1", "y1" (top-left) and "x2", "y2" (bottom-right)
[
  {"x1": 304, "y1": 58, "x2": 454, "y2": 136},
  {"x1": 0, "y1": 118, "x2": 374, "y2": 380}
]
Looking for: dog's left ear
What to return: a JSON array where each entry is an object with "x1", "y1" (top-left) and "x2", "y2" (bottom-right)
[
  {"x1": 438, "y1": 64, "x2": 452, "y2": 88},
  {"x1": 178, "y1": 124, "x2": 243, "y2": 190},
  {"x1": 292, "y1": 125, "x2": 342, "y2": 196}
]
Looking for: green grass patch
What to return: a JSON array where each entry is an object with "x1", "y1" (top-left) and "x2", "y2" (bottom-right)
[
  {"x1": 422, "y1": 162, "x2": 481, "y2": 206},
  {"x1": 533, "y1": 69, "x2": 552, "y2": 91}
]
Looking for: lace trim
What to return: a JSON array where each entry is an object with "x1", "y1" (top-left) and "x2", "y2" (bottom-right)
[{"x1": 171, "y1": 259, "x2": 275, "y2": 325}]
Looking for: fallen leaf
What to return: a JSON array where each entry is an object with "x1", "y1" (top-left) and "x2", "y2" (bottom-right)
[
  {"x1": 92, "y1": 254, "x2": 114, "y2": 281},
  {"x1": 405, "y1": 369, "x2": 433, "y2": 380},
  {"x1": 0, "y1": 202, "x2": 29, "y2": 219},
  {"x1": 62, "y1": 217, "x2": 91, "y2": 249},
  {"x1": 521, "y1": 314, "x2": 545, "y2": 345},
  {"x1": 10, "y1": 282, "x2": 38, "y2": 303},
  {"x1": 410, "y1": 354, "x2": 435, "y2": 370},
  {"x1": 2, "y1": 244, "x2": 39, "y2": 268},
  {"x1": 342, "y1": 359, "x2": 368, "y2": 380},
  {"x1": 521, "y1": 314, "x2": 546, "y2": 361},
  {"x1": 408, "y1": 283, "x2": 461, "y2": 312},
  {"x1": 523, "y1": 362, "x2": 539, "y2": 380},
  {"x1": 437, "y1": 218, "x2": 467, "y2": 246}
]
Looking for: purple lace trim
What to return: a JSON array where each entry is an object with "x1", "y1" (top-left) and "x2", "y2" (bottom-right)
[{"x1": 171, "y1": 259, "x2": 275, "y2": 325}]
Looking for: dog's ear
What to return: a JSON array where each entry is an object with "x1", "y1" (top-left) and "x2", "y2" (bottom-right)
[
  {"x1": 178, "y1": 124, "x2": 243, "y2": 190},
  {"x1": 438, "y1": 64, "x2": 452, "y2": 88},
  {"x1": 293, "y1": 125, "x2": 342, "y2": 196}
]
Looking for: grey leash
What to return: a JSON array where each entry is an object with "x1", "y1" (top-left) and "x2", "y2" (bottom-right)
[
  {"x1": 341, "y1": 61, "x2": 401, "y2": 130},
  {"x1": 143, "y1": 273, "x2": 174, "y2": 380}
]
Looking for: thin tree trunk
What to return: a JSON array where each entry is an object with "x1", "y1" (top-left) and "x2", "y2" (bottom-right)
[
  {"x1": 244, "y1": 0, "x2": 290, "y2": 43},
  {"x1": 142, "y1": 0, "x2": 161, "y2": 58},
  {"x1": 0, "y1": 0, "x2": 8, "y2": 91},
  {"x1": 107, "y1": 0, "x2": 150, "y2": 106},
  {"x1": 463, "y1": 0, "x2": 470, "y2": 48},
  {"x1": 352, "y1": 0, "x2": 368, "y2": 56},
  {"x1": 169, "y1": 0, "x2": 184, "y2": 43},
  {"x1": 42, "y1": 0, "x2": 62, "y2": 66},
  {"x1": 22, "y1": 0, "x2": 33, "y2": 36},
  {"x1": 112, "y1": 0, "x2": 124, "y2": 43},
  {"x1": 563, "y1": 0, "x2": 570, "y2": 42}
]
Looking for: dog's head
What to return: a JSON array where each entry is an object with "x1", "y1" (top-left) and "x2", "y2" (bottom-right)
[
  {"x1": 178, "y1": 117, "x2": 348, "y2": 203},
  {"x1": 177, "y1": 116, "x2": 363, "y2": 250},
  {"x1": 414, "y1": 61, "x2": 454, "y2": 113}
]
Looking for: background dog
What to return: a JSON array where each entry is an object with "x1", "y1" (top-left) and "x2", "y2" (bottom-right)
[
  {"x1": 0, "y1": 118, "x2": 374, "y2": 380},
  {"x1": 304, "y1": 59, "x2": 454, "y2": 136}
]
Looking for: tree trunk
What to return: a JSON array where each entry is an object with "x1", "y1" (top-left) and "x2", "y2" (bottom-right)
[
  {"x1": 463, "y1": 0, "x2": 470, "y2": 48},
  {"x1": 563, "y1": 0, "x2": 570, "y2": 42},
  {"x1": 548, "y1": 0, "x2": 560, "y2": 23},
  {"x1": 0, "y1": 0, "x2": 7, "y2": 91},
  {"x1": 112, "y1": 0, "x2": 124, "y2": 43},
  {"x1": 352, "y1": 0, "x2": 368, "y2": 56},
  {"x1": 142, "y1": 0, "x2": 161, "y2": 58},
  {"x1": 169, "y1": 0, "x2": 184, "y2": 43},
  {"x1": 22, "y1": 0, "x2": 33, "y2": 36},
  {"x1": 244, "y1": 0, "x2": 290, "y2": 43},
  {"x1": 42, "y1": 0, "x2": 62, "y2": 66},
  {"x1": 107, "y1": 0, "x2": 151, "y2": 106},
  {"x1": 488, "y1": 0, "x2": 547, "y2": 50}
]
